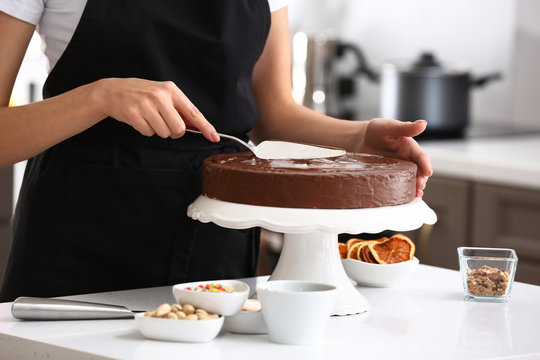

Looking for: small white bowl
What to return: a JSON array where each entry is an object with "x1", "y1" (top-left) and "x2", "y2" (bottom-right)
[
  {"x1": 172, "y1": 280, "x2": 249, "y2": 316},
  {"x1": 224, "y1": 310, "x2": 267, "y2": 334},
  {"x1": 135, "y1": 313, "x2": 224, "y2": 343},
  {"x1": 257, "y1": 280, "x2": 336, "y2": 345},
  {"x1": 342, "y1": 257, "x2": 419, "y2": 287}
]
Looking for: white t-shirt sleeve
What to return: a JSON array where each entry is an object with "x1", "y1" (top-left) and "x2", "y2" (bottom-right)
[
  {"x1": 0, "y1": 0, "x2": 44, "y2": 25},
  {"x1": 268, "y1": 0, "x2": 289, "y2": 12}
]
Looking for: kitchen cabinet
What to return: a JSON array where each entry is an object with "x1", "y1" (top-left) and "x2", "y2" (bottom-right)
[
  {"x1": 411, "y1": 175, "x2": 540, "y2": 285},
  {"x1": 407, "y1": 176, "x2": 469, "y2": 270},
  {"x1": 472, "y1": 182, "x2": 540, "y2": 285},
  {"x1": 0, "y1": 166, "x2": 13, "y2": 284}
]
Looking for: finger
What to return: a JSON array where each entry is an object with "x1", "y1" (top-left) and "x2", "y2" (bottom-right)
[
  {"x1": 171, "y1": 86, "x2": 219, "y2": 142},
  {"x1": 416, "y1": 150, "x2": 433, "y2": 178},
  {"x1": 144, "y1": 108, "x2": 171, "y2": 138},
  {"x1": 396, "y1": 137, "x2": 432, "y2": 191},
  {"x1": 131, "y1": 117, "x2": 156, "y2": 137},
  {"x1": 409, "y1": 142, "x2": 433, "y2": 179},
  {"x1": 159, "y1": 104, "x2": 186, "y2": 139},
  {"x1": 385, "y1": 119, "x2": 428, "y2": 138}
]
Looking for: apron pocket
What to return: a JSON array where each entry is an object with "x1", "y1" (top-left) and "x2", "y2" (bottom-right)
[{"x1": 55, "y1": 164, "x2": 199, "y2": 295}]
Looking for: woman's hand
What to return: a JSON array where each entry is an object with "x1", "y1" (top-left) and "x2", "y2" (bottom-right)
[
  {"x1": 357, "y1": 118, "x2": 433, "y2": 197},
  {"x1": 95, "y1": 78, "x2": 219, "y2": 142},
  {"x1": 1, "y1": 11, "x2": 220, "y2": 166}
]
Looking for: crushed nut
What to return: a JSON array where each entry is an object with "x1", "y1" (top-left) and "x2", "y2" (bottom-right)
[{"x1": 467, "y1": 265, "x2": 509, "y2": 296}]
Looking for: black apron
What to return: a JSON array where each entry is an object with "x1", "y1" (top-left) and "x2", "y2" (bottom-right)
[{"x1": 0, "y1": 0, "x2": 271, "y2": 301}]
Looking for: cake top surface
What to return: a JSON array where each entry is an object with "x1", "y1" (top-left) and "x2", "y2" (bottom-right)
[{"x1": 204, "y1": 152, "x2": 416, "y2": 174}]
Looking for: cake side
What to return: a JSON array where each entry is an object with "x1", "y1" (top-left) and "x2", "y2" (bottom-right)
[{"x1": 202, "y1": 152, "x2": 417, "y2": 209}]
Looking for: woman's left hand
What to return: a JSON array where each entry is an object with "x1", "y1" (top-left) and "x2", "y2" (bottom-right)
[{"x1": 357, "y1": 118, "x2": 433, "y2": 197}]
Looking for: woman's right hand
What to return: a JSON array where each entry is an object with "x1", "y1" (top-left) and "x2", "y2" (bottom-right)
[
  {"x1": 1, "y1": 12, "x2": 218, "y2": 167},
  {"x1": 94, "y1": 78, "x2": 219, "y2": 142}
]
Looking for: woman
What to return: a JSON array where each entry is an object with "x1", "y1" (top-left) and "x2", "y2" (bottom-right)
[{"x1": 0, "y1": 0, "x2": 432, "y2": 301}]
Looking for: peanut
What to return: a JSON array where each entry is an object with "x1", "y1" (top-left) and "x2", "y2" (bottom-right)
[
  {"x1": 176, "y1": 311, "x2": 187, "y2": 319},
  {"x1": 171, "y1": 304, "x2": 183, "y2": 312},
  {"x1": 143, "y1": 303, "x2": 218, "y2": 321},
  {"x1": 182, "y1": 304, "x2": 195, "y2": 315},
  {"x1": 166, "y1": 312, "x2": 179, "y2": 320},
  {"x1": 155, "y1": 303, "x2": 171, "y2": 317}
]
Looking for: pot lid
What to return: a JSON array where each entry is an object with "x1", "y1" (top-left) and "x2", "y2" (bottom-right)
[{"x1": 384, "y1": 52, "x2": 469, "y2": 76}]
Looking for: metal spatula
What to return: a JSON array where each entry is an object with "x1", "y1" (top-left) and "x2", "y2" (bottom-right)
[
  {"x1": 11, "y1": 297, "x2": 142, "y2": 320},
  {"x1": 186, "y1": 129, "x2": 346, "y2": 160}
]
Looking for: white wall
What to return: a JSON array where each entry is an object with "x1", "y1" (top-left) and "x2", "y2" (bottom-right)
[
  {"x1": 12, "y1": 1, "x2": 538, "y2": 129},
  {"x1": 511, "y1": 0, "x2": 540, "y2": 128},
  {"x1": 289, "y1": 0, "x2": 524, "y2": 128}
]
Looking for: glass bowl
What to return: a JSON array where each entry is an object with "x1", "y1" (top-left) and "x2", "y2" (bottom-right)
[{"x1": 457, "y1": 247, "x2": 518, "y2": 303}]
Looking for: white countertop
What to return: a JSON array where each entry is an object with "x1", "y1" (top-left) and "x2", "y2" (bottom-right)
[
  {"x1": 420, "y1": 134, "x2": 540, "y2": 191},
  {"x1": 1, "y1": 265, "x2": 540, "y2": 360}
]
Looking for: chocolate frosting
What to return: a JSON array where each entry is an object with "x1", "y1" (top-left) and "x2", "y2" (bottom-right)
[{"x1": 202, "y1": 152, "x2": 417, "y2": 209}]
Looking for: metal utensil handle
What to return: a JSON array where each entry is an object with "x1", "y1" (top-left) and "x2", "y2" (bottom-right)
[
  {"x1": 11, "y1": 297, "x2": 135, "y2": 320},
  {"x1": 185, "y1": 128, "x2": 255, "y2": 154}
]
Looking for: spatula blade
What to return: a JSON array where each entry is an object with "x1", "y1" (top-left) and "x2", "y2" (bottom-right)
[{"x1": 255, "y1": 141, "x2": 346, "y2": 160}]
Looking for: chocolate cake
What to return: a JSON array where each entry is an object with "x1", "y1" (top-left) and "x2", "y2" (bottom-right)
[{"x1": 202, "y1": 152, "x2": 417, "y2": 209}]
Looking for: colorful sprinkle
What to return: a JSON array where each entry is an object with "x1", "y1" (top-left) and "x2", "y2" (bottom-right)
[{"x1": 185, "y1": 283, "x2": 235, "y2": 293}]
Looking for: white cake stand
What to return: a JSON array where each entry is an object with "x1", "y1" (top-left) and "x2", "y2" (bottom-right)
[{"x1": 187, "y1": 196, "x2": 437, "y2": 316}]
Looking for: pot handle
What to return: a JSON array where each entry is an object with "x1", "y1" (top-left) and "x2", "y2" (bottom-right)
[
  {"x1": 337, "y1": 42, "x2": 379, "y2": 83},
  {"x1": 471, "y1": 72, "x2": 502, "y2": 88}
]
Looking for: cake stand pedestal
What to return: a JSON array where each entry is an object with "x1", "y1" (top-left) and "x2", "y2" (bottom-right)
[{"x1": 188, "y1": 196, "x2": 437, "y2": 315}]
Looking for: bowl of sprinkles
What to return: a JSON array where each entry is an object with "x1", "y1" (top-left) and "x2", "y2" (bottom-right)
[
  {"x1": 172, "y1": 279, "x2": 249, "y2": 316},
  {"x1": 185, "y1": 283, "x2": 235, "y2": 293}
]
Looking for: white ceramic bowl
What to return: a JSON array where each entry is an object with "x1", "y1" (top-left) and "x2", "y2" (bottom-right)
[
  {"x1": 172, "y1": 280, "x2": 249, "y2": 316},
  {"x1": 135, "y1": 313, "x2": 224, "y2": 343},
  {"x1": 224, "y1": 310, "x2": 267, "y2": 334},
  {"x1": 342, "y1": 257, "x2": 419, "y2": 287},
  {"x1": 257, "y1": 280, "x2": 337, "y2": 345}
]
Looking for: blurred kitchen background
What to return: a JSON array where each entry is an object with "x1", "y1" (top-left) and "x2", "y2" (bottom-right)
[{"x1": 1, "y1": 0, "x2": 540, "y2": 285}]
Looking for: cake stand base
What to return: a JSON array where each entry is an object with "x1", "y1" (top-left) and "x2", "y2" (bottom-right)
[
  {"x1": 269, "y1": 232, "x2": 370, "y2": 315},
  {"x1": 187, "y1": 196, "x2": 437, "y2": 316}
]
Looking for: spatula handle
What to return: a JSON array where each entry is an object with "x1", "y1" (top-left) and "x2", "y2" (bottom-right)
[{"x1": 11, "y1": 297, "x2": 135, "y2": 320}]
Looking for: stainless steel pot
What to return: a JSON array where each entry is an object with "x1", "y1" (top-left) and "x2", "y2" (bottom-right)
[{"x1": 379, "y1": 52, "x2": 500, "y2": 138}]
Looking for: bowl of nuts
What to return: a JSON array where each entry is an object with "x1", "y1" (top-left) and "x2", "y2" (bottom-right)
[
  {"x1": 172, "y1": 280, "x2": 249, "y2": 316},
  {"x1": 135, "y1": 303, "x2": 223, "y2": 342},
  {"x1": 457, "y1": 247, "x2": 518, "y2": 302},
  {"x1": 224, "y1": 299, "x2": 267, "y2": 334}
]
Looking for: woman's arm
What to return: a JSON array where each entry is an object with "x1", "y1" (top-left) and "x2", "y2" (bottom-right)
[
  {"x1": 250, "y1": 7, "x2": 432, "y2": 196},
  {"x1": 250, "y1": 7, "x2": 365, "y2": 151},
  {"x1": 0, "y1": 11, "x2": 218, "y2": 168}
]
